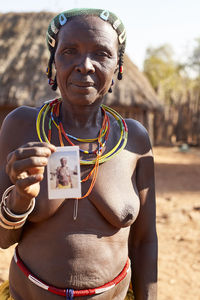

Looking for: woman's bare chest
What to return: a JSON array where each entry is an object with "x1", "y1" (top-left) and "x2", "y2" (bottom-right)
[{"x1": 87, "y1": 150, "x2": 140, "y2": 228}]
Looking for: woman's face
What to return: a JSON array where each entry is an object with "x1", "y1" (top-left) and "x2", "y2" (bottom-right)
[{"x1": 54, "y1": 16, "x2": 119, "y2": 106}]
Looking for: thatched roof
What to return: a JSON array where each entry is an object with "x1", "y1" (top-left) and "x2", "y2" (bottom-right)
[{"x1": 0, "y1": 12, "x2": 161, "y2": 110}]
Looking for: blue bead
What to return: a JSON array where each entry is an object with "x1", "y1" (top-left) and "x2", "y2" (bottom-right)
[
  {"x1": 69, "y1": 289, "x2": 74, "y2": 299},
  {"x1": 66, "y1": 288, "x2": 74, "y2": 299},
  {"x1": 100, "y1": 10, "x2": 109, "y2": 21},
  {"x1": 59, "y1": 13, "x2": 67, "y2": 26}
]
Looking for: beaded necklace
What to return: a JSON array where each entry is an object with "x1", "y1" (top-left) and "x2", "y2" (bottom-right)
[
  {"x1": 59, "y1": 107, "x2": 110, "y2": 155},
  {"x1": 36, "y1": 98, "x2": 128, "y2": 218},
  {"x1": 36, "y1": 99, "x2": 128, "y2": 163},
  {"x1": 37, "y1": 99, "x2": 109, "y2": 151}
]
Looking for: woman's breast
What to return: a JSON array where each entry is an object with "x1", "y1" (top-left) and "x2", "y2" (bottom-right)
[{"x1": 88, "y1": 151, "x2": 140, "y2": 229}]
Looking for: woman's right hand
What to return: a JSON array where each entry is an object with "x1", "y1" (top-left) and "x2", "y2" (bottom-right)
[{"x1": 5, "y1": 142, "x2": 56, "y2": 213}]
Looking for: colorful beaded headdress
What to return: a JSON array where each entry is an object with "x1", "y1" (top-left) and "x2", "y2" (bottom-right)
[{"x1": 46, "y1": 8, "x2": 126, "y2": 90}]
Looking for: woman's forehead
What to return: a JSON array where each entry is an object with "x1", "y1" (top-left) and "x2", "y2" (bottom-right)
[{"x1": 57, "y1": 15, "x2": 118, "y2": 46}]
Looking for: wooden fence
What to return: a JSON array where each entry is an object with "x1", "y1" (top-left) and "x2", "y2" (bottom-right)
[{"x1": 154, "y1": 91, "x2": 200, "y2": 146}]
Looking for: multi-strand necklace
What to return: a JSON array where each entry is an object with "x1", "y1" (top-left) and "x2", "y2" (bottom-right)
[{"x1": 36, "y1": 98, "x2": 128, "y2": 219}]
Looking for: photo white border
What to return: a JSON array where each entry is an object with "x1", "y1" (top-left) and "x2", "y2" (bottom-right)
[{"x1": 47, "y1": 146, "x2": 81, "y2": 199}]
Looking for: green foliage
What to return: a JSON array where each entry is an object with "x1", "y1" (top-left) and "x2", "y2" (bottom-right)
[
  {"x1": 145, "y1": 44, "x2": 174, "y2": 62},
  {"x1": 143, "y1": 44, "x2": 178, "y2": 92},
  {"x1": 143, "y1": 43, "x2": 199, "y2": 105},
  {"x1": 143, "y1": 41, "x2": 200, "y2": 145}
]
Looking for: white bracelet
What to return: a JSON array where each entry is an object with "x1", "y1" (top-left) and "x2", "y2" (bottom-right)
[
  {"x1": 0, "y1": 201, "x2": 26, "y2": 230},
  {"x1": 0, "y1": 202, "x2": 27, "y2": 225},
  {"x1": 0, "y1": 217, "x2": 26, "y2": 230},
  {"x1": 2, "y1": 185, "x2": 36, "y2": 219}
]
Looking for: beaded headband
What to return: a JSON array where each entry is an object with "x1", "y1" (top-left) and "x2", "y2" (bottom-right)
[{"x1": 46, "y1": 8, "x2": 126, "y2": 90}]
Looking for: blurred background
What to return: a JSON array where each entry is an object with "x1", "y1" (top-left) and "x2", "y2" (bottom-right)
[{"x1": 0, "y1": 1, "x2": 200, "y2": 299}]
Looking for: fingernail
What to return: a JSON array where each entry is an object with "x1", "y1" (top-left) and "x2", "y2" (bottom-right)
[
  {"x1": 50, "y1": 144, "x2": 56, "y2": 151},
  {"x1": 35, "y1": 174, "x2": 43, "y2": 181}
]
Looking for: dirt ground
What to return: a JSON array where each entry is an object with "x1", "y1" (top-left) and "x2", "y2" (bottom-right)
[
  {"x1": 0, "y1": 146, "x2": 200, "y2": 299},
  {"x1": 154, "y1": 146, "x2": 200, "y2": 300}
]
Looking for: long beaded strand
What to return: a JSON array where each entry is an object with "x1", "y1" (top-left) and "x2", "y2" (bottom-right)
[{"x1": 54, "y1": 102, "x2": 109, "y2": 185}]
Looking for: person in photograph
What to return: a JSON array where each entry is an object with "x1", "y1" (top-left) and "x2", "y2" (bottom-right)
[
  {"x1": 56, "y1": 157, "x2": 72, "y2": 189},
  {"x1": 0, "y1": 8, "x2": 157, "y2": 300}
]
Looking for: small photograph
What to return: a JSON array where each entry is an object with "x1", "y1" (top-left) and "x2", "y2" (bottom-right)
[{"x1": 47, "y1": 146, "x2": 81, "y2": 199}]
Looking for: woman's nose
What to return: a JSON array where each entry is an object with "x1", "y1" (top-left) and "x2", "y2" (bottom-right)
[{"x1": 75, "y1": 56, "x2": 95, "y2": 74}]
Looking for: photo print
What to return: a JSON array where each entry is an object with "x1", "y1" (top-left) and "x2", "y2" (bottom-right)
[{"x1": 47, "y1": 146, "x2": 81, "y2": 199}]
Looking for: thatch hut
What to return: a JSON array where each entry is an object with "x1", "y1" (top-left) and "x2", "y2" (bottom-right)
[{"x1": 0, "y1": 12, "x2": 161, "y2": 143}]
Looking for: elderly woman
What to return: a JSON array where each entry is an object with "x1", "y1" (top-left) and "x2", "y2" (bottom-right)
[{"x1": 0, "y1": 8, "x2": 157, "y2": 300}]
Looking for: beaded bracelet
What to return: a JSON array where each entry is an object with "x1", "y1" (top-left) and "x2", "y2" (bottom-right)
[{"x1": 2, "y1": 185, "x2": 35, "y2": 219}]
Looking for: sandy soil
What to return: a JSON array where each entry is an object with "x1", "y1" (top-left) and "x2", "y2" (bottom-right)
[
  {"x1": 0, "y1": 146, "x2": 200, "y2": 299},
  {"x1": 154, "y1": 146, "x2": 200, "y2": 300}
]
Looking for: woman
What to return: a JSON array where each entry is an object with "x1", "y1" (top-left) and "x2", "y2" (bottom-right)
[
  {"x1": 56, "y1": 158, "x2": 72, "y2": 189},
  {"x1": 0, "y1": 8, "x2": 157, "y2": 300}
]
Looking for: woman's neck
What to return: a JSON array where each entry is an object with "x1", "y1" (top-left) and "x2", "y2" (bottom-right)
[{"x1": 61, "y1": 100, "x2": 103, "y2": 129}]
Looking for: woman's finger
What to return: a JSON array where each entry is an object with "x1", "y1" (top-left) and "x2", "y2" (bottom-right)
[
  {"x1": 6, "y1": 142, "x2": 56, "y2": 185},
  {"x1": 16, "y1": 174, "x2": 43, "y2": 187},
  {"x1": 6, "y1": 157, "x2": 48, "y2": 176},
  {"x1": 22, "y1": 142, "x2": 56, "y2": 150},
  {"x1": 7, "y1": 143, "x2": 56, "y2": 163},
  {"x1": 6, "y1": 155, "x2": 48, "y2": 183},
  {"x1": 15, "y1": 174, "x2": 43, "y2": 199},
  {"x1": 12, "y1": 157, "x2": 48, "y2": 174}
]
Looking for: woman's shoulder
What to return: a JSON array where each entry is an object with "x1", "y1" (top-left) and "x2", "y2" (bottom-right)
[
  {"x1": 1, "y1": 105, "x2": 39, "y2": 135},
  {"x1": 3, "y1": 106, "x2": 38, "y2": 125},
  {"x1": 126, "y1": 118, "x2": 148, "y2": 135},
  {"x1": 0, "y1": 106, "x2": 39, "y2": 154},
  {"x1": 125, "y1": 118, "x2": 152, "y2": 155}
]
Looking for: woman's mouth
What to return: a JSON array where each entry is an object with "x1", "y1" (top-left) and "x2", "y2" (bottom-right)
[
  {"x1": 69, "y1": 81, "x2": 96, "y2": 95},
  {"x1": 72, "y1": 82, "x2": 95, "y2": 88}
]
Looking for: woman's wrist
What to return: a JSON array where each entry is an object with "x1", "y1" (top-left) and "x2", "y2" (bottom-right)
[
  {"x1": 0, "y1": 185, "x2": 35, "y2": 230},
  {"x1": 4, "y1": 185, "x2": 35, "y2": 215},
  {"x1": 0, "y1": 202, "x2": 27, "y2": 229}
]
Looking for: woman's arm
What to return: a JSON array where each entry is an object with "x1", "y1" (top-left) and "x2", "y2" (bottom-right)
[
  {"x1": 128, "y1": 121, "x2": 158, "y2": 300},
  {"x1": 0, "y1": 108, "x2": 55, "y2": 249}
]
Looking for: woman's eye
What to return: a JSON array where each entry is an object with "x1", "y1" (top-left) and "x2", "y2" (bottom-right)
[
  {"x1": 96, "y1": 51, "x2": 109, "y2": 57},
  {"x1": 63, "y1": 49, "x2": 75, "y2": 55}
]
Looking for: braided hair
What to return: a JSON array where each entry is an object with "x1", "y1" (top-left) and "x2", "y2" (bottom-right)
[{"x1": 46, "y1": 8, "x2": 126, "y2": 91}]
